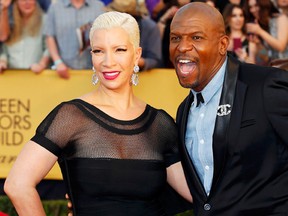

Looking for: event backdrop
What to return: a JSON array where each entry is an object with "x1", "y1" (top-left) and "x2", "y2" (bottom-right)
[{"x1": 0, "y1": 69, "x2": 188, "y2": 179}]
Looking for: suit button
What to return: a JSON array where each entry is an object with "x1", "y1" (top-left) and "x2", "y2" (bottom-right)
[{"x1": 204, "y1": 203, "x2": 211, "y2": 211}]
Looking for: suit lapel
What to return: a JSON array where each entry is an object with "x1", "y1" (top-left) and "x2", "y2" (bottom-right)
[
  {"x1": 179, "y1": 92, "x2": 208, "y2": 197},
  {"x1": 211, "y1": 56, "x2": 240, "y2": 191}
]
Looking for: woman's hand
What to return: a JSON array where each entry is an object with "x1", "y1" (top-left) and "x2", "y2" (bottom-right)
[
  {"x1": 65, "y1": 193, "x2": 73, "y2": 216},
  {"x1": 0, "y1": 0, "x2": 13, "y2": 10}
]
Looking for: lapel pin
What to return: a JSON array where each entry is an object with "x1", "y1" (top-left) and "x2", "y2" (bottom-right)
[{"x1": 217, "y1": 104, "x2": 231, "y2": 116}]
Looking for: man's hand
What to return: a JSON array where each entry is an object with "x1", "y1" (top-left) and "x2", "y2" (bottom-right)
[{"x1": 56, "y1": 63, "x2": 70, "y2": 79}]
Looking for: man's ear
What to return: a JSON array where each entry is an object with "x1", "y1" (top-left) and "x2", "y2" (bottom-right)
[{"x1": 219, "y1": 35, "x2": 230, "y2": 55}]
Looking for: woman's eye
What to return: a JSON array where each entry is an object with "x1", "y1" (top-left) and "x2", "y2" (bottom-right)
[
  {"x1": 91, "y1": 49, "x2": 101, "y2": 54},
  {"x1": 116, "y1": 48, "x2": 127, "y2": 52}
]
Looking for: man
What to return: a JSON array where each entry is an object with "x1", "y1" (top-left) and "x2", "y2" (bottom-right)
[
  {"x1": 44, "y1": 0, "x2": 104, "y2": 79},
  {"x1": 170, "y1": 2, "x2": 288, "y2": 216}
]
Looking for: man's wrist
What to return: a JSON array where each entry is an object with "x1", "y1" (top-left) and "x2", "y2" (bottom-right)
[{"x1": 51, "y1": 59, "x2": 63, "y2": 70}]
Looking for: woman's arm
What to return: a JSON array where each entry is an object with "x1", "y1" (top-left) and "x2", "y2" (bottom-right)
[
  {"x1": 0, "y1": 0, "x2": 12, "y2": 42},
  {"x1": 246, "y1": 14, "x2": 288, "y2": 52},
  {"x1": 4, "y1": 141, "x2": 58, "y2": 216},
  {"x1": 166, "y1": 161, "x2": 193, "y2": 203}
]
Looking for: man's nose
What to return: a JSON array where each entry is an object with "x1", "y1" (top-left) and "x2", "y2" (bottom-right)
[{"x1": 177, "y1": 39, "x2": 193, "y2": 53}]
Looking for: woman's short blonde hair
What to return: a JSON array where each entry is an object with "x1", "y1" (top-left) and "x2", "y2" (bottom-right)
[{"x1": 89, "y1": 11, "x2": 140, "y2": 49}]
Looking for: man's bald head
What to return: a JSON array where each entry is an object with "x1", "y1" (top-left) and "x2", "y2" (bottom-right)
[{"x1": 172, "y1": 2, "x2": 226, "y2": 36}]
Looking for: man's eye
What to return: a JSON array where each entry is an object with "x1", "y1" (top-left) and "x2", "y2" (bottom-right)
[
  {"x1": 170, "y1": 36, "x2": 180, "y2": 42},
  {"x1": 192, "y1": 36, "x2": 202, "y2": 40}
]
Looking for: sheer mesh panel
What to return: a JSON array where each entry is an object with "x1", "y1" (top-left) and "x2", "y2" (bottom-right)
[{"x1": 33, "y1": 99, "x2": 179, "y2": 162}]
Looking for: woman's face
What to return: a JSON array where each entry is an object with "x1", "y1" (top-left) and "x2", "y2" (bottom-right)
[
  {"x1": 248, "y1": 0, "x2": 259, "y2": 19},
  {"x1": 229, "y1": 0, "x2": 241, "y2": 5},
  {"x1": 90, "y1": 27, "x2": 141, "y2": 90},
  {"x1": 229, "y1": 7, "x2": 245, "y2": 31},
  {"x1": 17, "y1": 0, "x2": 36, "y2": 18},
  {"x1": 277, "y1": 0, "x2": 288, "y2": 8}
]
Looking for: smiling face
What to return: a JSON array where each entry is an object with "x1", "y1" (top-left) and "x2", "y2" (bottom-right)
[
  {"x1": 169, "y1": 3, "x2": 229, "y2": 91},
  {"x1": 17, "y1": 0, "x2": 36, "y2": 18},
  {"x1": 277, "y1": 0, "x2": 288, "y2": 8},
  {"x1": 91, "y1": 27, "x2": 141, "y2": 90}
]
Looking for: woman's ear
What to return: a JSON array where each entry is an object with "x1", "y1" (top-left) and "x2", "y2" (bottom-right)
[{"x1": 135, "y1": 47, "x2": 142, "y2": 65}]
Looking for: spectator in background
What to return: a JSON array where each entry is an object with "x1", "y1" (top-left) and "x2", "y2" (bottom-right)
[
  {"x1": 0, "y1": 0, "x2": 12, "y2": 42},
  {"x1": 244, "y1": 0, "x2": 288, "y2": 63},
  {"x1": 156, "y1": 0, "x2": 191, "y2": 68},
  {"x1": 222, "y1": 3, "x2": 257, "y2": 63},
  {"x1": 151, "y1": 0, "x2": 165, "y2": 20},
  {"x1": 215, "y1": 0, "x2": 244, "y2": 13},
  {"x1": 193, "y1": 0, "x2": 215, "y2": 8},
  {"x1": 44, "y1": 0, "x2": 104, "y2": 79},
  {"x1": 106, "y1": 0, "x2": 162, "y2": 71},
  {"x1": 145, "y1": 0, "x2": 160, "y2": 17},
  {"x1": 100, "y1": 0, "x2": 112, "y2": 5},
  {"x1": 38, "y1": 0, "x2": 52, "y2": 12},
  {"x1": 0, "y1": 0, "x2": 50, "y2": 74},
  {"x1": 276, "y1": 0, "x2": 288, "y2": 16}
]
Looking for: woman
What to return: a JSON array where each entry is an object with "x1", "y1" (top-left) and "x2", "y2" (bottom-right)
[
  {"x1": 0, "y1": 0, "x2": 50, "y2": 74},
  {"x1": 244, "y1": 0, "x2": 288, "y2": 62},
  {"x1": 4, "y1": 11, "x2": 192, "y2": 216},
  {"x1": 276, "y1": 0, "x2": 288, "y2": 16},
  {"x1": 222, "y1": 3, "x2": 257, "y2": 63}
]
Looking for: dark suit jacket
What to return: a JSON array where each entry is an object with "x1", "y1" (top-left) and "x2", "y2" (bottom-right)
[{"x1": 176, "y1": 55, "x2": 288, "y2": 216}]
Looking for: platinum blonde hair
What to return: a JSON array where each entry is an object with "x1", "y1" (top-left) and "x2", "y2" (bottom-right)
[{"x1": 89, "y1": 11, "x2": 140, "y2": 49}]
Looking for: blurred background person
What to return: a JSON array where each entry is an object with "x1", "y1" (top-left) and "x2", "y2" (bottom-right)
[
  {"x1": 222, "y1": 3, "x2": 257, "y2": 63},
  {"x1": 0, "y1": 0, "x2": 50, "y2": 74},
  {"x1": 0, "y1": 0, "x2": 13, "y2": 42},
  {"x1": 145, "y1": 0, "x2": 161, "y2": 17},
  {"x1": 215, "y1": 0, "x2": 244, "y2": 13},
  {"x1": 275, "y1": 0, "x2": 288, "y2": 16},
  {"x1": 43, "y1": 0, "x2": 104, "y2": 79},
  {"x1": 156, "y1": 0, "x2": 191, "y2": 68},
  {"x1": 244, "y1": 0, "x2": 288, "y2": 64},
  {"x1": 193, "y1": 0, "x2": 215, "y2": 8},
  {"x1": 106, "y1": 0, "x2": 162, "y2": 71},
  {"x1": 38, "y1": 0, "x2": 52, "y2": 12}
]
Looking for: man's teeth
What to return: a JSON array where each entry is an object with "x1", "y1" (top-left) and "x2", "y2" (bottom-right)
[{"x1": 179, "y1": 60, "x2": 191, "y2": 63}]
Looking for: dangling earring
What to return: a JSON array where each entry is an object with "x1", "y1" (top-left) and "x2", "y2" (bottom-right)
[
  {"x1": 91, "y1": 66, "x2": 99, "y2": 85},
  {"x1": 131, "y1": 65, "x2": 140, "y2": 86}
]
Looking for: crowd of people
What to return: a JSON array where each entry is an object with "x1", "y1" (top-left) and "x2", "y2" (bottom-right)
[{"x1": 1, "y1": 0, "x2": 288, "y2": 78}]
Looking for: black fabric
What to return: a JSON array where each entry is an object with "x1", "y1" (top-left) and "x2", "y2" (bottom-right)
[
  {"x1": 196, "y1": 92, "x2": 204, "y2": 107},
  {"x1": 176, "y1": 55, "x2": 288, "y2": 215},
  {"x1": 31, "y1": 99, "x2": 181, "y2": 215}
]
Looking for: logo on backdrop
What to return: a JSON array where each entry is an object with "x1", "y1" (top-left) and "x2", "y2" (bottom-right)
[{"x1": 0, "y1": 98, "x2": 31, "y2": 164}]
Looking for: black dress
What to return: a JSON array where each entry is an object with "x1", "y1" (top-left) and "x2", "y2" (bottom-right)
[{"x1": 31, "y1": 99, "x2": 180, "y2": 216}]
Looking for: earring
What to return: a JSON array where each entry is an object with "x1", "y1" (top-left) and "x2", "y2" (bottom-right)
[
  {"x1": 92, "y1": 66, "x2": 99, "y2": 85},
  {"x1": 131, "y1": 65, "x2": 140, "y2": 86}
]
